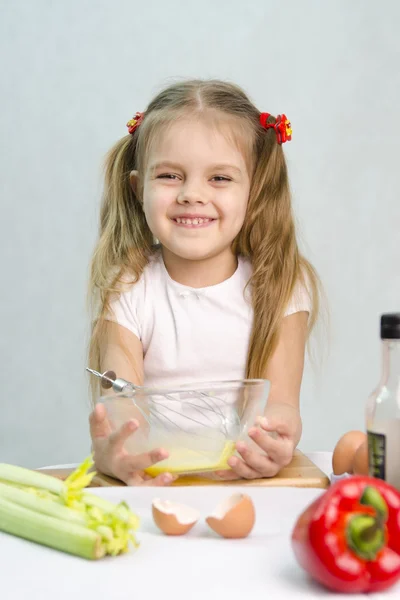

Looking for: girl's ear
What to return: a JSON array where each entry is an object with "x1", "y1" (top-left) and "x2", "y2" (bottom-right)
[{"x1": 129, "y1": 170, "x2": 139, "y2": 193}]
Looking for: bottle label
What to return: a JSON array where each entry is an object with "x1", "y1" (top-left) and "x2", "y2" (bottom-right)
[{"x1": 367, "y1": 430, "x2": 386, "y2": 480}]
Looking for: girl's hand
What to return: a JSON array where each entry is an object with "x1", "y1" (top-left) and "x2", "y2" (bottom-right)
[
  {"x1": 215, "y1": 403, "x2": 301, "y2": 480},
  {"x1": 89, "y1": 403, "x2": 176, "y2": 486}
]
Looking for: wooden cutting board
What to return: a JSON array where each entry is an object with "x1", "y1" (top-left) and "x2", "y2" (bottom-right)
[{"x1": 40, "y1": 450, "x2": 330, "y2": 489}]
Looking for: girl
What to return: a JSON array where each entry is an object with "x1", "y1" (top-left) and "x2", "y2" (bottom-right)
[{"x1": 88, "y1": 79, "x2": 321, "y2": 486}]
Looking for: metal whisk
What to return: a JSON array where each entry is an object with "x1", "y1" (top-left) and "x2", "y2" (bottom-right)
[
  {"x1": 86, "y1": 367, "x2": 240, "y2": 439},
  {"x1": 86, "y1": 367, "x2": 137, "y2": 394}
]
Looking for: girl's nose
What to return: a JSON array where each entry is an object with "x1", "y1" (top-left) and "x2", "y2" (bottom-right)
[{"x1": 176, "y1": 185, "x2": 208, "y2": 205}]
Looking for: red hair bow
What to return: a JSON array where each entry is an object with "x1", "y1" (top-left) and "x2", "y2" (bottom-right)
[
  {"x1": 126, "y1": 112, "x2": 144, "y2": 134},
  {"x1": 259, "y1": 112, "x2": 292, "y2": 144}
]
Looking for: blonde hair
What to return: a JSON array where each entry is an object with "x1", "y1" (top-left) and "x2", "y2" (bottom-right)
[{"x1": 88, "y1": 79, "x2": 321, "y2": 400}]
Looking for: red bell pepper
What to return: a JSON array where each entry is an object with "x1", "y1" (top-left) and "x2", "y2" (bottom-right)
[{"x1": 291, "y1": 476, "x2": 400, "y2": 593}]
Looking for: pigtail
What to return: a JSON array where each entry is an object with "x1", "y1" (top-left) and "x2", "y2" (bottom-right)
[
  {"x1": 235, "y1": 127, "x2": 320, "y2": 379},
  {"x1": 87, "y1": 132, "x2": 153, "y2": 401}
]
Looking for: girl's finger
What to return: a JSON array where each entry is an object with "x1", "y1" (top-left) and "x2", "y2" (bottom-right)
[
  {"x1": 126, "y1": 471, "x2": 176, "y2": 486},
  {"x1": 89, "y1": 404, "x2": 112, "y2": 438},
  {"x1": 235, "y1": 441, "x2": 280, "y2": 474},
  {"x1": 257, "y1": 416, "x2": 291, "y2": 437},
  {"x1": 108, "y1": 419, "x2": 140, "y2": 454},
  {"x1": 214, "y1": 469, "x2": 242, "y2": 481},
  {"x1": 248, "y1": 428, "x2": 293, "y2": 465},
  {"x1": 123, "y1": 447, "x2": 170, "y2": 471},
  {"x1": 146, "y1": 472, "x2": 178, "y2": 486},
  {"x1": 226, "y1": 455, "x2": 261, "y2": 479}
]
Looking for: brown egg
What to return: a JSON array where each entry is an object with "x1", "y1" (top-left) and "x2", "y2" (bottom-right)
[
  {"x1": 353, "y1": 439, "x2": 369, "y2": 475},
  {"x1": 206, "y1": 493, "x2": 255, "y2": 539},
  {"x1": 332, "y1": 430, "x2": 366, "y2": 475},
  {"x1": 152, "y1": 499, "x2": 199, "y2": 536}
]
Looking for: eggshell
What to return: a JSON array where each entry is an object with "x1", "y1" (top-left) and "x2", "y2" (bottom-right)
[
  {"x1": 206, "y1": 493, "x2": 255, "y2": 539},
  {"x1": 332, "y1": 430, "x2": 366, "y2": 475},
  {"x1": 152, "y1": 499, "x2": 199, "y2": 536},
  {"x1": 353, "y1": 439, "x2": 369, "y2": 475}
]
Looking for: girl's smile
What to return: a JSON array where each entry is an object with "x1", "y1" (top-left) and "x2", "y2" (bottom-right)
[{"x1": 171, "y1": 213, "x2": 218, "y2": 228}]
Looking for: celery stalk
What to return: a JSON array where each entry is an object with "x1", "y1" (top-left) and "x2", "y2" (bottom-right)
[
  {"x1": 0, "y1": 464, "x2": 65, "y2": 495},
  {"x1": 0, "y1": 456, "x2": 95, "y2": 499},
  {"x1": 0, "y1": 496, "x2": 105, "y2": 560},
  {"x1": 0, "y1": 482, "x2": 87, "y2": 526},
  {"x1": 82, "y1": 493, "x2": 140, "y2": 528},
  {"x1": 3, "y1": 483, "x2": 63, "y2": 504},
  {"x1": 0, "y1": 456, "x2": 140, "y2": 557}
]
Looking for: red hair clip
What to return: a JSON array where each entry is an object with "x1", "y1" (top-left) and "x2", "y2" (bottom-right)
[
  {"x1": 259, "y1": 112, "x2": 292, "y2": 144},
  {"x1": 126, "y1": 111, "x2": 144, "y2": 134}
]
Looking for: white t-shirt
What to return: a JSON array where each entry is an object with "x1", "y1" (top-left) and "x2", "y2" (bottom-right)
[{"x1": 107, "y1": 250, "x2": 311, "y2": 388}]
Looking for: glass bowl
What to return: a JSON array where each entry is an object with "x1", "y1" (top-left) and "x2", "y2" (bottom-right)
[{"x1": 96, "y1": 379, "x2": 270, "y2": 476}]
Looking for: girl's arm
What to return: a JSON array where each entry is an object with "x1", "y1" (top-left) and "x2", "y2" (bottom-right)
[
  {"x1": 98, "y1": 321, "x2": 148, "y2": 428},
  {"x1": 265, "y1": 311, "x2": 308, "y2": 408},
  {"x1": 216, "y1": 310, "x2": 309, "y2": 480},
  {"x1": 89, "y1": 322, "x2": 174, "y2": 486},
  {"x1": 99, "y1": 321, "x2": 144, "y2": 387},
  {"x1": 262, "y1": 310, "x2": 309, "y2": 446}
]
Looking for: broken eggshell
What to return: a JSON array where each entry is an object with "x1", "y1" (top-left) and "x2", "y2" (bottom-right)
[
  {"x1": 206, "y1": 493, "x2": 255, "y2": 539},
  {"x1": 152, "y1": 498, "x2": 200, "y2": 536}
]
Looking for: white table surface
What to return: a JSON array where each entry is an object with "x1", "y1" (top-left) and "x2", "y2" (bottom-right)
[{"x1": 2, "y1": 452, "x2": 399, "y2": 598}]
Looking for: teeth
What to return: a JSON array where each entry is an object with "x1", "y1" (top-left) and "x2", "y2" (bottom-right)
[{"x1": 175, "y1": 218, "x2": 211, "y2": 225}]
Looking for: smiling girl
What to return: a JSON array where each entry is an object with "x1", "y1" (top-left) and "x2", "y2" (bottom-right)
[{"x1": 88, "y1": 79, "x2": 321, "y2": 486}]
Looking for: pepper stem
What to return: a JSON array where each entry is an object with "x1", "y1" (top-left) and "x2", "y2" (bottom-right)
[
  {"x1": 347, "y1": 486, "x2": 388, "y2": 560},
  {"x1": 360, "y1": 486, "x2": 388, "y2": 520},
  {"x1": 348, "y1": 515, "x2": 384, "y2": 560}
]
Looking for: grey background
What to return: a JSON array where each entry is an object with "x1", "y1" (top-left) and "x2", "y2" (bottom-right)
[{"x1": 1, "y1": 0, "x2": 399, "y2": 468}]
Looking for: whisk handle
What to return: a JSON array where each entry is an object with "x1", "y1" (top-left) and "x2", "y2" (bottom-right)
[{"x1": 112, "y1": 378, "x2": 134, "y2": 393}]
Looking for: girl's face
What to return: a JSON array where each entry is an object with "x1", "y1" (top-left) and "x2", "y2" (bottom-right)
[{"x1": 138, "y1": 118, "x2": 251, "y2": 262}]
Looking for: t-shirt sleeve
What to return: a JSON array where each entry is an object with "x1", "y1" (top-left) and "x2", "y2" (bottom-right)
[
  {"x1": 106, "y1": 278, "x2": 144, "y2": 340},
  {"x1": 284, "y1": 275, "x2": 312, "y2": 317}
]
